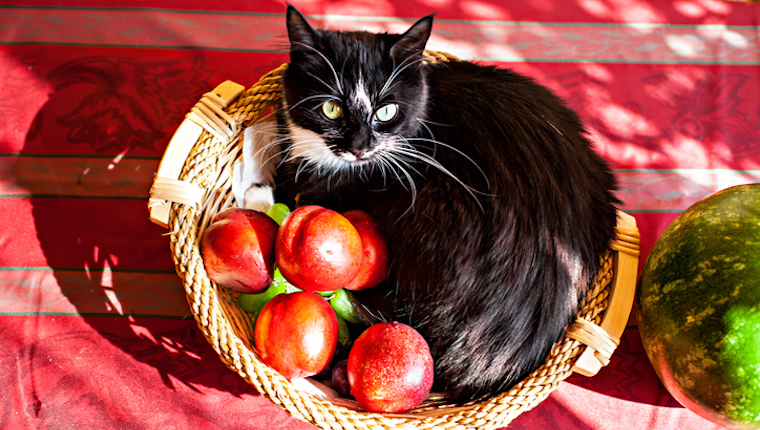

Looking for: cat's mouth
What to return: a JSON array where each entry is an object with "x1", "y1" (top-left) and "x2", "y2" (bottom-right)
[{"x1": 336, "y1": 144, "x2": 387, "y2": 164}]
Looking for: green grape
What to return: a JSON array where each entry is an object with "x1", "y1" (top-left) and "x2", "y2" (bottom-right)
[
  {"x1": 265, "y1": 203, "x2": 291, "y2": 225},
  {"x1": 273, "y1": 267, "x2": 301, "y2": 293},
  {"x1": 238, "y1": 282, "x2": 287, "y2": 317},
  {"x1": 238, "y1": 267, "x2": 301, "y2": 317},
  {"x1": 335, "y1": 313, "x2": 352, "y2": 347},
  {"x1": 330, "y1": 288, "x2": 360, "y2": 324}
]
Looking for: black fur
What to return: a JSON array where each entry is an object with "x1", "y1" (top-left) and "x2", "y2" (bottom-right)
[{"x1": 273, "y1": 6, "x2": 619, "y2": 403}]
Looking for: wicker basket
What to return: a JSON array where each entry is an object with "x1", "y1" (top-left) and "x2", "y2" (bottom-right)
[{"x1": 148, "y1": 52, "x2": 640, "y2": 430}]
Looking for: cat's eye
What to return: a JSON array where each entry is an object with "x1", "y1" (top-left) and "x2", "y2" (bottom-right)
[
  {"x1": 321, "y1": 101, "x2": 343, "y2": 120},
  {"x1": 375, "y1": 104, "x2": 398, "y2": 122}
]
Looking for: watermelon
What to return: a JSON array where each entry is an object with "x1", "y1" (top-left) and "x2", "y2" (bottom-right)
[{"x1": 638, "y1": 183, "x2": 760, "y2": 429}]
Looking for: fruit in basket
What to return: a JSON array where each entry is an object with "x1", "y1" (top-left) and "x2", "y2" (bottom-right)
[
  {"x1": 276, "y1": 205, "x2": 363, "y2": 292},
  {"x1": 238, "y1": 278, "x2": 287, "y2": 318},
  {"x1": 347, "y1": 322, "x2": 434, "y2": 413},
  {"x1": 341, "y1": 210, "x2": 389, "y2": 291},
  {"x1": 335, "y1": 313, "x2": 352, "y2": 347},
  {"x1": 638, "y1": 184, "x2": 760, "y2": 429},
  {"x1": 329, "y1": 288, "x2": 361, "y2": 324},
  {"x1": 238, "y1": 268, "x2": 299, "y2": 319},
  {"x1": 254, "y1": 291, "x2": 339, "y2": 379},
  {"x1": 265, "y1": 202, "x2": 292, "y2": 225},
  {"x1": 331, "y1": 359, "x2": 350, "y2": 397},
  {"x1": 201, "y1": 207, "x2": 279, "y2": 294}
]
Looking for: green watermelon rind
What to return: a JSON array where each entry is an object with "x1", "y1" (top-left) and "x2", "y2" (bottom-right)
[{"x1": 638, "y1": 184, "x2": 760, "y2": 428}]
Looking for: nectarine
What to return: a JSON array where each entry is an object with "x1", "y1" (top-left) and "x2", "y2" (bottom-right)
[
  {"x1": 341, "y1": 210, "x2": 389, "y2": 291},
  {"x1": 275, "y1": 206, "x2": 362, "y2": 292},
  {"x1": 201, "y1": 208, "x2": 278, "y2": 294},
  {"x1": 254, "y1": 291, "x2": 338, "y2": 379},
  {"x1": 348, "y1": 322, "x2": 434, "y2": 413}
]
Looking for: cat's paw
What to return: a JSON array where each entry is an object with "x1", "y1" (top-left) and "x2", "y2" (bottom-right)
[{"x1": 243, "y1": 184, "x2": 275, "y2": 212}]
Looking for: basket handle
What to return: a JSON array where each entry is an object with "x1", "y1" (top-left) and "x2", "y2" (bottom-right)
[
  {"x1": 569, "y1": 210, "x2": 640, "y2": 376},
  {"x1": 148, "y1": 80, "x2": 245, "y2": 228}
]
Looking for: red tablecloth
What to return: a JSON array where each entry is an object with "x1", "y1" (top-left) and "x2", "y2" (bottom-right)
[{"x1": 2, "y1": 0, "x2": 759, "y2": 428}]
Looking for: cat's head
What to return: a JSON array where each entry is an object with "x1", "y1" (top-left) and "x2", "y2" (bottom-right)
[{"x1": 281, "y1": 6, "x2": 433, "y2": 174}]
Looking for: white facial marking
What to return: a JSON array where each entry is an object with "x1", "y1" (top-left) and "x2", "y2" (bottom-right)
[
  {"x1": 287, "y1": 119, "x2": 343, "y2": 169},
  {"x1": 352, "y1": 75, "x2": 373, "y2": 119},
  {"x1": 359, "y1": 141, "x2": 387, "y2": 159}
]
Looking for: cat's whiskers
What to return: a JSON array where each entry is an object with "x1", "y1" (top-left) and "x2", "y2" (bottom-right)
[
  {"x1": 377, "y1": 149, "x2": 419, "y2": 204},
  {"x1": 287, "y1": 138, "x2": 352, "y2": 184},
  {"x1": 405, "y1": 137, "x2": 491, "y2": 191},
  {"x1": 291, "y1": 41, "x2": 344, "y2": 94},
  {"x1": 284, "y1": 94, "x2": 340, "y2": 113},
  {"x1": 388, "y1": 141, "x2": 486, "y2": 212},
  {"x1": 243, "y1": 124, "x2": 290, "y2": 174},
  {"x1": 252, "y1": 131, "x2": 291, "y2": 171},
  {"x1": 291, "y1": 144, "x2": 327, "y2": 183},
  {"x1": 378, "y1": 56, "x2": 425, "y2": 99},
  {"x1": 415, "y1": 119, "x2": 439, "y2": 159},
  {"x1": 294, "y1": 158, "x2": 313, "y2": 184},
  {"x1": 286, "y1": 140, "x2": 329, "y2": 165},
  {"x1": 262, "y1": 140, "x2": 292, "y2": 169},
  {"x1": 366, "y1": 150, "x2": 394, "y2": 186},
  {"x1": 416, "y1": 117, "x2": 453, "y2": 128},
  {"x1": 387, "y1": 160, "x2": 425, "y2": 219},
  {"x1": 339, "y1": 56, "x2": 350, "y2": 87},
  {"x1": 305, "y1": 73, "x2": 342, "y2": 97}
]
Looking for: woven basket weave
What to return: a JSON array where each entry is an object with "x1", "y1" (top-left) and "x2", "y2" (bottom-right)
[{"x1": 148, "y1": 52, "x2": 640, "y2": 430}]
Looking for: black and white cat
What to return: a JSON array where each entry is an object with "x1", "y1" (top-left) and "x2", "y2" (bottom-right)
[{"x1": 243, "y1": 6, "x2": 619, "y2": 403}]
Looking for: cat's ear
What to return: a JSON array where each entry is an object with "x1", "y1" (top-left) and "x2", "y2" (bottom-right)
[
  {"x1": 390, "y1": 15, "x2": 434, "y2": 63},
  {"x1": 286, "y1": 5, "x2": 323, "y2": 61}
]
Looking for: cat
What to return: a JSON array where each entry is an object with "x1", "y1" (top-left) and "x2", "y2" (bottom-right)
[{"x1": 244, "y1": 6, "x2": 620, "y2": 404}]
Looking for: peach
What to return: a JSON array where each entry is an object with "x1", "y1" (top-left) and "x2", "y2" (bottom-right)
[
  {"x1": 200, "y1": 208, "x2": 278, "y2": 294},
  {"x1": 254, "y1": 291, "x2": 338, "y2": 379},
  {"x1": 275, "y1": 205, "x2": 362, "y2": 292},
  {"x1": 341, "y1": 210, "x2": 389, "y2": 291},
  {"x1": 347, "y1": 322, "x2": 434, "y2": 413}
]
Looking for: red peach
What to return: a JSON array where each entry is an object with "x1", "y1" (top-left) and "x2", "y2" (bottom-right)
[
  {"x1": 275, "y1": 205, "x2": 362, "y2": 292},
  {"x1": 200, "y1": 208, "x2": 278, "y2": 294},
  {"x1": 341, "y1": 210, "x2": 389, "y2": 291},
  {"x1": 347, "y1": 322, "x2": 434, "y2": 413},
  {"x1": 254, "y1": 291, "x2": 338, "y2": 379}
]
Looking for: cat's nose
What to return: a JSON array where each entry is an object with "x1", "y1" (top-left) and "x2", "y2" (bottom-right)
[
  {"x1": 349, "y1": 140, "x2": 372, "y2": 158},
  {"x1": 350, "y1": 126, "x2": 372, "y2": 157}
]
